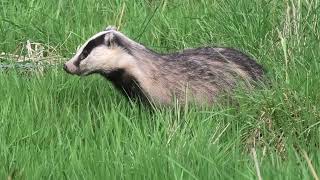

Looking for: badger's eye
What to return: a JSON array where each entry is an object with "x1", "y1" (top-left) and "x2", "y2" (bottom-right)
[
  {"x1": 79, "y1": 54, "x2": 85, "y2": 60},
  {"x1": 80, "y1": 50, "x2": 88, "y2": 60}
]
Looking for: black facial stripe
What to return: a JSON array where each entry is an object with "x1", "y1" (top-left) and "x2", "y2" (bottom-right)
[{"x1": 73, "y1": 34, "x2": 105, "y2": 66}]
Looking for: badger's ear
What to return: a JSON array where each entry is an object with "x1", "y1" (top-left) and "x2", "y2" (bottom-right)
[
  {"x1": 104, "y1": 31, "x2": 117, "y2": 47},
  {"x1": 105, "y1": 25, "x2": 117, "y2": 31}
]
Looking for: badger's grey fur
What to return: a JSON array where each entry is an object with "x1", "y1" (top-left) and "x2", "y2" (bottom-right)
[{"x1": 64, "y1": 26, "x2": 265, "y2": 106}]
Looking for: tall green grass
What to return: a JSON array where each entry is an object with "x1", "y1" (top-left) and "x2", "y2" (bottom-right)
[{"x1": 1, "y1": 0, "x2": 320, "y2": 179}]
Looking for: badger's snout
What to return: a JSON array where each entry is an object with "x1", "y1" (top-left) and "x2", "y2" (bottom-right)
[{"x1": 63, "y1": 61, "x2": 79, "y2": 75}]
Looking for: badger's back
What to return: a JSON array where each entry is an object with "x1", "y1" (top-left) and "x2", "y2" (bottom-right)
[
  {"x1": 163, "y1": 47, "x2": 264, "y2": 79},
  {"x1": 154, "y1": 47, "x2": 264, "y2": 104}
]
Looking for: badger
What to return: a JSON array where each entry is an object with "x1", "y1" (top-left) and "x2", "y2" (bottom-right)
[{"x1": 63, "y1": 26, "x2": 265, "y2": 106}]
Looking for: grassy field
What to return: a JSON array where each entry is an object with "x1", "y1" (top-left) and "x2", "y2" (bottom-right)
[{"x1": 1, "y1": 0, "x2": 320, "y2": 179}]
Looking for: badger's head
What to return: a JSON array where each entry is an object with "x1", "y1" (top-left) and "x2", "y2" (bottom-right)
[{"x1": 63, "y1": 26, "x2": 134, "y2": 76}]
